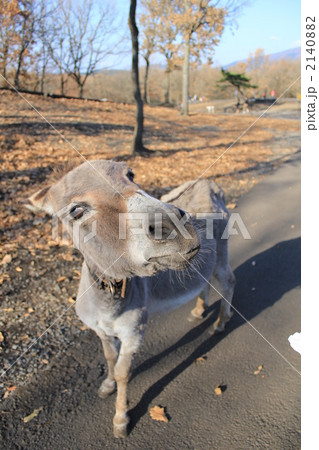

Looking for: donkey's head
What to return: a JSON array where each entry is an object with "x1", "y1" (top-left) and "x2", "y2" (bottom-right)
[{"x1": 27, "y1": 160, "x2": 199, "y2": 279}]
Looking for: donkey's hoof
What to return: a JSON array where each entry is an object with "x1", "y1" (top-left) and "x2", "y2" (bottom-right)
[
  {"x1": 113, "y1": 423, "x2": 127, "y2": 439},
  {"x1": 98, "y1": 379, "x2": 115, "y2": 398},
  {"x1": 113, "y1": 417, "x2": 129, "y2": 439},
  {"x1": 209, "y1": 320, "x2": 226, "y2": 335},
  {"x1": 188, "y1": 301, "x2": 205, "y2": 322},
  {"x1": 187, "y1": 312, "x2": 203, "y2": 322},
  {"x1": 210, "y1": 313, "x2": 233, "y2": 335},
  {"x1": 187, "y1": 307, "x2": 204, "y2": 322}
]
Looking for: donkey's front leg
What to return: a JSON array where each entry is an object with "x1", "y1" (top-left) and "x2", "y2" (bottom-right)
[
  {"x1": 97, "y1": 334, "x2": 118, "y2": 398},
  {"x1": 113, "y1": 340, "x2": 139, "y2": 439}
]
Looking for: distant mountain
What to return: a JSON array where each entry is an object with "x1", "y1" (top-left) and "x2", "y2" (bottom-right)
[
  {"x1": 223, "y1": 47, "x2": 301, "y2": 69},
  {"x1": 95, "y1": 63, "x2": 165, "y2": 75},
  {"x1": 268, "y1": 47, "x2": 301, "y2": 61}
]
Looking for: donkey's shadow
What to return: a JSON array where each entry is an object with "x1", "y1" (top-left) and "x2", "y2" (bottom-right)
[{"x1": 127, "y1": 237, "x2": 301, "y2": 432}]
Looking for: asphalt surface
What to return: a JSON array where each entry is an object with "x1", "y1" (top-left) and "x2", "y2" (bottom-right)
[{"x1": 0, "y1": 152, "x2": 301, "y2": 449}]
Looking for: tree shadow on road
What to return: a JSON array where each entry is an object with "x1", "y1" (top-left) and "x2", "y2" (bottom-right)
[{"x1": 128, "y1": 237, "x2": 301, "y2": 433}]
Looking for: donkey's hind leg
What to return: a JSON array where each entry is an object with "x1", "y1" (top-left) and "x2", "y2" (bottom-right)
[
  {"x1": 98, "y1": 334, "x2": 118, "y2": 398},
  {"x1": 210, "y1": 263, "x2": 235, "y2": 334}
]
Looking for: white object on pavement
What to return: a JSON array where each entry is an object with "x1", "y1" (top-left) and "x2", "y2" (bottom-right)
[{"x1": 288, "y1": 332, "x2": 301, "y2": 354}]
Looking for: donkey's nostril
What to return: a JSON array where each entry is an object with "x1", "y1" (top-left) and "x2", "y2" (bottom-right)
[{"x1": 149, "y1": 225, "x2": 155, "y2": 235}]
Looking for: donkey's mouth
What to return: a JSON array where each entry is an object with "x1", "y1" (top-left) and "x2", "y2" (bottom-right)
[
  {"x1": 186, "y1": 244, "x2": 200, "y2": 256},
  {"x1": 146, "y1": 244, "x2": 200, "y2": 270}
]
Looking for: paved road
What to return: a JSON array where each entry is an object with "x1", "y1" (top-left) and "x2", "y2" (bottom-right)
[{"x1": 1, "y1": 152, "x2": 301, "y2": 449}]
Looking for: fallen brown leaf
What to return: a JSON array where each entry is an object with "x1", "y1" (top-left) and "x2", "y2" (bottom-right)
[
  {"x1": 57, "y1": 276, "x2": 66, "y2": 283},
  {"x1": 62, "y1": 254, "x2": 73, "y2": 262},
  {"x1": 3, "y1": 243, "x2": 16, "y2": 251},
  {"x1": 254, "y1": 364, "x2": 263, "y2": 375},
  {"x1": 68, "y1": 297, "x2": 75, "y2": 304},
  {"x1": 48, "y1": 240, "x2": 59, "y2": 247},
  {"x1": 214, "y1": 384, "x2": 227, "y2": 395},
  {"x1": 0, "y1": 273, "x2": 10, "y2": 285},
  {"x1": 23, "y1": 407, "x2": 43, "y2": 423},
  {"x1": 195, "y1": 356, "x2": 207, "y2": 363},
  {"x1": 7, "y1": 385, "x2": 17, "y2": 391},
  {"x1": 214, "y1": 386, "x2": 222, "y2": 396},
  {"x1": 1, "y1": 254, "x2": 12, "y2": 265},
  {"x1": 149, "y1": 405, "x2": 169, "y2": 423}
]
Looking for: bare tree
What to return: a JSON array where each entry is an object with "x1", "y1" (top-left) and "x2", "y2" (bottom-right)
[
  {"x1": 14, "y1": 0, "x2": 36, "y2": 89},
  {"x1": 129, "y1": 0, "x2": 148, "y2": 155},
  {"x1": 47, "y1": 31, "x2": 70, "y2": 95},
  {"x1": 0, "y1": 0, "x2": 20, "y2": 82},
  {"x1": 44, "y1": 1, "x2": 70, "y2": 95},
  {"x1": 58, "y1": 0, "x2": 118, "y2": 99},
  {"x1": 34, "y1": 0, "x2": 55, "y2": 93},
  {"x1": 139, "y1": 0, "x2": 157, "y2": 104},
  {"x1": 156, "y1": 1, "x2": 180, "y2": 105}
]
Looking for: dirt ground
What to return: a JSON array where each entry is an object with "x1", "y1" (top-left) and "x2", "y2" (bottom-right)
[{"x1": 0, "y1": 89, "x2": 300, "y2": 399}]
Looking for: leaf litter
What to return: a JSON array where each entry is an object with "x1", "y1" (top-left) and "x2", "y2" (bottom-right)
[{"x1": 0, "y1": 89, "x2": 300, "y2": 397}]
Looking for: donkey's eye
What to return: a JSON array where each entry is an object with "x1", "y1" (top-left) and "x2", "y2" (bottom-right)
[
  {"x1": 69, "y1": 205, "x2": 86, "y2": 220},
  {"x1": 127, "y1": 170, "x2": 134, "y2": 181}
]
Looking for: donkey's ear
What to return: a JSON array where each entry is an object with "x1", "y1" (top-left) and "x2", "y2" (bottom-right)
[{"x1": 25, "y1": 186, "x2": 54, "y2": 215}]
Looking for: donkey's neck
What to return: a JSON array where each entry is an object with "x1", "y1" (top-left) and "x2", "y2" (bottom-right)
[{"x1": 85, "y1": 262, "x2": 127, "y2": 299}]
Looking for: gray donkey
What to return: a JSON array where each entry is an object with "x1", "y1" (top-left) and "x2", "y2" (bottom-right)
[{"x1": 28, "y1": 160, "x2": 235, "y2": 438}]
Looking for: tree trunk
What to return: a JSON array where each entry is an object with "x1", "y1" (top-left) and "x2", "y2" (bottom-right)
[
  {"x1": 79, "y1": 83, "x2": 84, "y2": 99},
  {"x1": 128, "y1": 0, "x2": 147, "y2": 155},
  {"x1": 143, "y1": 55, "x2": 150, "y2": 104},
  {"x1": 1, "y1": 64, "x2": 6, "y2": 81},
  {"x1": 60, "y1": 73, "x2": 65, "y2": 96},
  {"x1": 181, "y1": 36, "x2": 190, "y2": 115},
  {"x1": 1, "y1": 45, "x2": 8, "y2": 80},
  {"x1": 40, "y1": 56, "x2": 46, "y2": 94},
  {"x1": 164, "y1": 70, "x2": 171, "y2": 104},
  {"x1": 14, "y1": 49, "x2": 24, "y2": 89}
]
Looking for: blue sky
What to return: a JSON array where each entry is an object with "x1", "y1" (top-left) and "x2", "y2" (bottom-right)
[
  {"x1": 109, "y1": 0, "x2": 301, "y2": 69},
  {"x1": 213, "y1": 0, "x2": 301, "y2": 66}
]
